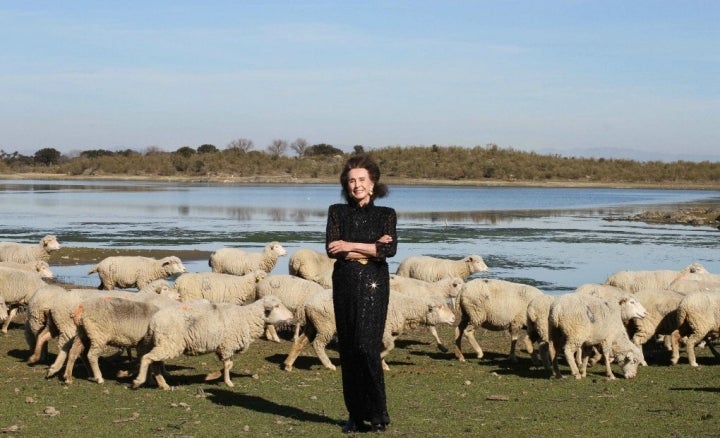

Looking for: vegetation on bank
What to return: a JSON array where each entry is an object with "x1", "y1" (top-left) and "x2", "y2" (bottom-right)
[{"x1": 1, "y1": 143, "x2": 719, "y2": 186}]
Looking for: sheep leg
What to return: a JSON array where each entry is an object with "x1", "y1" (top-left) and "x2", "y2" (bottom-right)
[
  {"x1": 453, "y1": 317, "x2": 468, "y2": 362},
  {"x1": 46, "y1": 334, "x2": 73, "y2": 377},
  {"x1": 28, "y1": 326, "x2": 53, "y2": 364},
  {"x1": 685, "y1": 332, "x2": 706, "y2": 367},
  {"x1": 264, "y1": 324, "x2": 281, "y2": 343},
  {"x1": 539, "y1": 342, "x2": 553, "y2": 372},
  {"x1": 551, "y1": 343, "x2": 564, "y2": 379},
  {"x1": 1, "y1": 307, "x2": 19, "y2": 333},
  {"x1": 669, "y1": 330, "x2": 681, "y2": 365},
  {"x1": 311, "y1": 330, "x2": 337, "y2": 371},
  {"x1": 222, "y1": 358, "x2": 234, "y2": 387},
  {"x1": 427, "y1": 326, "x2": 448, "y2": 352},
  {"x1": 133, "y1": 348, "x2": 177, "y2": 390},
  {"x1": 564, "y1": 344, "x2": 582, "y2": 379},
  {"x1": 600, "y1": 342, "x2": 616, "y2": 379},
  {"x1": 86, "y1": 342, "x2": 107, "y2": 384},
  {"x1": 462, "y1": 325, "x2": 484, "y2": 360},
  {"x1": 284, "y1": 333, "x2": 311, "y2": 371},
  {"x1": 706, "y1": 337, "x2": 720, "y2": 360},
  {"x1": 380, "y1": 335, "x2": 395, "y2": 371},
  {"x1": 63, "y1": 335, "x2": 88, "y2": 384}
]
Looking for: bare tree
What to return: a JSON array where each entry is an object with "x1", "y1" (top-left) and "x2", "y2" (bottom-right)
[
  {"x1": 226, "y1": 138, "x2": 254, "y2": 153},
  {"x1": 290, "y1": 138, "x2": 309, "y2": 157},
  {"x1": 266, "y1": 139, "x2": 288, "y2": 158}
]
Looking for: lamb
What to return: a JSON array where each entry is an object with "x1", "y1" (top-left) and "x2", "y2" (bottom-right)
[
  {"x1": 548, "y1": 293, "x2": 646, "y2": 379},
  {"x1": 209, "y1": 241, "x2": 287, "y2": 276},
  {"x1": 604, "y1": 262, "x2": 708, "y2": 293},
  {"x1": 453, "y1": 278, "x2": 544, "y2": 363},
  {"x1": 255, "y1": 274, "x2": 326, "y2": 342},
  {"x1": 395, "y1": 255, "x2": 488, "y2": 282},
  {"x1": 288, "y1": 247, "x2": 335, "y2": 288},
  {"x1": 283, "y1": 290, "x2": 456, "y2": 371},
  {"x1": 676, "y1": 290, "x2": 720, "y2": 367},
  {"x1": 389, "y1": 274, "x2": 464, "y2": 351},
  {"x1": 0, "y1": 235, "x2": 61, "y2": 264},
  {"x1": 0, "y1": 260, "x2": 54, "y2": 279},
  {"x1": 132, "y1": 295, "x2": 294, "y2": 390},
  {"x1": 525, "y1": 293, "x2": 557, "y2": 371},
  {"x1": 63, "y1": 293, "x2": 181, "y2": 384},
  {"x1": 0, "y1": 266, "x2": 47, "y2": 333},
  {"x1": 174, "y1": 270, "x2": 266, "y2": 304},
  {"x1": 88, "y1": 255, "x2": 187, "y2": 290}
]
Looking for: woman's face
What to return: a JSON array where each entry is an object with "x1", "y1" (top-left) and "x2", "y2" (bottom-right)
[{"x1": 347, "y1": 167, "x2": 374, "y2": 206}]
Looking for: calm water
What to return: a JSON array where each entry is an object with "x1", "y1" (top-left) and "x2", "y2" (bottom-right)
[{"x1": 1, "y1": 179, "x2": 718, "y2": 294}]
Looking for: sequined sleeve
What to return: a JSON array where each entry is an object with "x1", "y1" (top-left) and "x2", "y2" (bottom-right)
[
  {"x1": 374, "y1": 207, "x2": 397, "y2": 259},
  {"x1": 325, "y1": 204, "x2": 348, "y2": 260}
]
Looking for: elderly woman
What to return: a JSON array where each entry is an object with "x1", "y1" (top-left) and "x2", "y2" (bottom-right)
[{"x1": 326, "y1": 154, "x2": 397, "y2": 433}]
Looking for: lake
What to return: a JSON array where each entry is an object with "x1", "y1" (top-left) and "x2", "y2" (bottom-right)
[{"x1": 1, "y1": 179, "x2": 718, "y2": 294}]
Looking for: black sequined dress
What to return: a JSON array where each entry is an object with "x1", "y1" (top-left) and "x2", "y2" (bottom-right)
[{"x1": 326, "y1": 200, "x2": 397, "y2": 426}]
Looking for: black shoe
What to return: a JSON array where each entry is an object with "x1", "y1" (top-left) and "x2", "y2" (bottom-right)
[
  {"x1": 342, "y1": 418, "x2": 368, "y2": 434},
  {"x1": 370, "y1": 422, "x2": 387, "y2": 432}
]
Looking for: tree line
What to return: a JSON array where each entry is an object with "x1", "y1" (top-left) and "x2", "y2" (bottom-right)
[{"x1": 1, "y1": 140, "x2": 719, "y2": 186}]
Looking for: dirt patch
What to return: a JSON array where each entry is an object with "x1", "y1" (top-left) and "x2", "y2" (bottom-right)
[{"x1": 49, "y1": 247, "x2": 212, "y2": 266}]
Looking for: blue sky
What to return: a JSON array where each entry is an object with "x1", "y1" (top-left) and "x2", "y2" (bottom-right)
[{"x1": 1, "y1": 1, "x2": 718, "y2": 161}]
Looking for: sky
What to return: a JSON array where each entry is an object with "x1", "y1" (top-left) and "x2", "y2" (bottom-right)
[{"x1": 1, "y1": 1, "x2": 718, "y2": 162}]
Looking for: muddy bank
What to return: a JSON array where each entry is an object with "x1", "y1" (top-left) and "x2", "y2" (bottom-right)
[
  {"x1": 607, "y1": 205, "x2": 720, "y2": 228},
  {"x1": 49, "y1": 247, "x2": 212, "y2": 266}
]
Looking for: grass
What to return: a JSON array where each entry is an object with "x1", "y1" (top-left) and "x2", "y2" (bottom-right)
[{"x1": 1, "y1": 319, "x2": 719, "y2": 437}]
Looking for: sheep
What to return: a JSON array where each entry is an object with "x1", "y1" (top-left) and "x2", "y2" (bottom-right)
[
  {"x1": 629, "y1": 288, "x2": 687, "y2": 365},
  {"x1": 63, "y1": 293, "x2": 182, "y2": 384},
  {"x1": 25, "y1": 284, "x2": 68, "y2": 363},
  {"x1": 0, "y1": 235, "x2": 61, "y2": 264},
  {"x1": 525, "y1": 293, "x2": 557, "y2": 371},
  {"x1": 548, "y1": 293, "x2": 646, "y2": 379},
  {"x1": 667, "y1": 272, "x2": 720, "y2": 294},
  {"x1": 389, "y1": 274, "x2": 465, "y2": 351},
  {"x1": 174, "y1": 270, "x2": 266, "y2": 304},
  {"x1": 255, "y1": 274, "x2": 326, "y2": 342},
  {"x1": 604, "y1": 262, "x2": 708, "y2": 293},
  {"x1": 0, "y1": 266, "x2": 47, "y2": 333},
  {"x1": 0, "y1": 260, "x2": 54, "y2": 279},
  {"x1": 676, "y1": 290, "x2": 720, "y2": 367},
  {"x1": 88, "y1": 255, "x2": 187, "y2": 290},
  {"x1": 453, "y1": 278, "x2": 544, "y2": 363},
  {"x1": 288, "y1": 247, "x2": 335, "y2": 288},
  {"x1": 131, "y1": 295, "x2": 294, "y2": 390},
  {"x1": 283, "y1": 290, "x2": 456, "y2": 372},
  {"x1": 209, "y1": 241, "x2": 287, "y2": 276},
  {"x1": 395, "y1": 255, "x2": 488, "y2": 282},
  {"x1": 41, "y1": 286, "x2": 182, "y2": 378}
]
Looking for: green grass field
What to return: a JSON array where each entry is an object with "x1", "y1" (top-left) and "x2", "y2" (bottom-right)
[{"x1": 1, "y1": 319, "x2": 718, "y2": 437}]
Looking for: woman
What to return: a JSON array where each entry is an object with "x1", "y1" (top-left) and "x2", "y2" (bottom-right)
[{"x1": 326, "y1": 154, "x2": 397, "y2": 433}]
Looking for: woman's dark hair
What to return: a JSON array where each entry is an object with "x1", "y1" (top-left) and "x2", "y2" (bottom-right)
[{"x1": 340, "y1": 154, "x2": 389, "y2": 203}]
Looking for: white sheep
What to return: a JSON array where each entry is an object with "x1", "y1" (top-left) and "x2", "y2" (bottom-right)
[
  {"x1": 453, "y1": 278, "x2": 544, "y2": 363},
  {"x1": 667, "y1": 272, "x2": 720, "y2": 293},
  {"x1": 604, "y1": 262, "x2": 708, "y2": 293},
  {"x1": 525, "y1": 293, "x2": 557, "y2": 371},
  {"x1": 548, "y1": 293, "x2": 646, "y2": 379},
  {"x1": 0, "y1": 260, "x2": 54, "y2": 279},
  {"x1": 630, "y1": 288, "x2": 687, "y2": 365},
  {"x1": 41, "y1": 286, "x2": 182, "y2": 378},
  {"x1": 255, "y1": 274, "x2": 326, "y2": 342},
  {"x1": 395, "y1": 255, "x2": 489, "y2": 282},
  {"x1": 209, "y1": 241, "x2": 287, "y2": 276},
  {"x1": 63, "y1": 293, "x2": 181, "y2": 384},
  {"x1": 132, "y1": 295, "x2": 294, "y2": 389},
  {"x1": 390, "y1": 274, "x2": 464, "y2": 351},
  {"x1": 288, "y1": 247, "x2": 335, "y2": 288},
  {"x1": 676, "y1": 290, "x2": 720, "y2": 367},
  {"x1": 0, "y1": 266, "x2": 47, "y2": 333},
  {"x1": 283, "y1": 290, "x2": 456, "y2": 371},
  {"x1": 174, "y1": 270, "x2": 266, "y2": 305},
  {"x1": 88, "y1": 255, "x2": 187, "y2": 290},
  {"x1": 0, "y1": 235, "x2": 61, "y2": 263}
]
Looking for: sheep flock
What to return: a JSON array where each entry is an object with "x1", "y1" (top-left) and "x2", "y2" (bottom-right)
[{"x1": 1, "y1": 234, "x2": 720, "y2": 397}]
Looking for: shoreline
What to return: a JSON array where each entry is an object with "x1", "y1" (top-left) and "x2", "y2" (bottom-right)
[{"x1": 2, "y1": 172, "x2": 719, "y2": 190}]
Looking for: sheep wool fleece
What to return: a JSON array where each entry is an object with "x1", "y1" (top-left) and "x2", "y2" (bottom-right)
[{"x1": 326, "y1": 201, "x2": 397, "y2": 427}]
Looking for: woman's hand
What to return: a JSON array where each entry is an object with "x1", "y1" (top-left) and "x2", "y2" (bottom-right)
[
  {"x1": 327, "y1": 240, "x2": 347, "y2": 255},
  {"x1": 377, "y1": 234, "x2": 393, "y2": 244}
]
